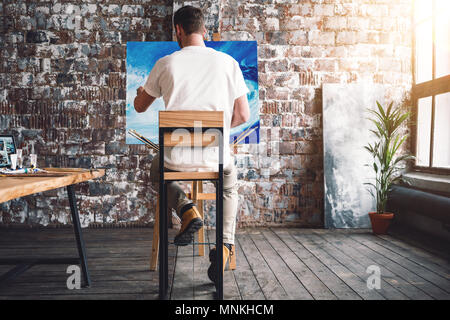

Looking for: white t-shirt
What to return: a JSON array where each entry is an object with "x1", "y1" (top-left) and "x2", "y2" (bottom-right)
[{"x1": 143, "y1": 45, "x2": 249, "y2": 172}]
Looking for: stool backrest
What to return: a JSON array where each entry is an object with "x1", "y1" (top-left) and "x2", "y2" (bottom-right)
[
  {"x1": 159, "y1": 111, "x2": 224, "y2": 148},
  {"x1": 159, "y1": 111, "x2": 223, "y2": 128}
]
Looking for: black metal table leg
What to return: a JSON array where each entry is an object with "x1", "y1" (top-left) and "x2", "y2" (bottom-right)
[
  {"x1": 0, "y1": 263, "x2": 35, "y2": 286},
  {"x1": 0, "y1": 184, "x2": 93, "y2": 288},
  {"x1": 0, "y1": 257, "x2": 81, "y2": 287},
  {"x1": 67, "y1": 184, "x2": 91, "y2": 287}
]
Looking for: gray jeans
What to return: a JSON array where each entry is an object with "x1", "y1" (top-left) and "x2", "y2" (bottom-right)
[{"x1": 150, "y1": 154, "x2": 239, "y2": 245}]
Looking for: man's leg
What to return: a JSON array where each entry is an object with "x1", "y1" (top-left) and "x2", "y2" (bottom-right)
[
  {"x1": 222, "y1": 162, "x2": 239, "y2": 246},
  {"x1": 150, "y1": 154, "x2": 191, "y2": 216},
  {"x1": 150, "y1": 154, "x2": 203, "y2": 245},
  {"x1": 207, "y1": 161, "x2": 238, "y2": 283}
]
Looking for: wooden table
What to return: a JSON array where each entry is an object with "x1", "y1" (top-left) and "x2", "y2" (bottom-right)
[{"x1": 0, "y1": 168, "x2": 105, "y2": 287}]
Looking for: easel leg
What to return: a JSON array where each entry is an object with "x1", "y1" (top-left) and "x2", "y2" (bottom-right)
[
  {"x1": 197, "y1": 181, "x2": 205, "y2": 256},
  {"x1": 150, "y1": 198, "x2": 159, "y2": 271}
]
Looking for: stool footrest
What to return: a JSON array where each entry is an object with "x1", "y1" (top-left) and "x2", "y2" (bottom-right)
[
  {"x1": 169, "y1": 242, "x2": 215, "y2": 246},
  {"x1": 187, "y1": 192, "x2": 216, "y2": 200},
  {"x1": 164, "y1": 171, "x2": 219, "y2": 181}
]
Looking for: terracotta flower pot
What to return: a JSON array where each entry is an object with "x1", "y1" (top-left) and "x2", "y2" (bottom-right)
[{"x1": 368, "y1": 212, "x2": 394, "y2": 235}]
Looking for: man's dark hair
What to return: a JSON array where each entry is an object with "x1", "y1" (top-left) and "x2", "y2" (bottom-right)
[{"x1": 173, "y1": 6, "x2": 204, "y2": 35}]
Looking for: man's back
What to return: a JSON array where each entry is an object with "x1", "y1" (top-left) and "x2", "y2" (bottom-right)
[{"x1": 144, "y1": 46, "x2": 248, "y2": 172}]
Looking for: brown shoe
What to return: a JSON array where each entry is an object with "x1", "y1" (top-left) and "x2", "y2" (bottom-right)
[
  {"x1": 207, "y1": 244, "x2": 232, "y2": 283},
  {"x1": 174, "y1": 206, "x2": 203, "y2": 246}
]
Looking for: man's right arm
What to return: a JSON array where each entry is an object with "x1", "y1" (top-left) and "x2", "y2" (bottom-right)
[
  {"x1": 134, "y1": 86, "x2": 156, "y2": 113},
  {"x1": 231, "y1": 94, "x2": 250, "y2": 128}
]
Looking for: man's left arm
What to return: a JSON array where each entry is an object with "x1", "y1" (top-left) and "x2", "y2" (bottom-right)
[{"x1": 134, "y1": 86, "x2": 156, "y2": 113}]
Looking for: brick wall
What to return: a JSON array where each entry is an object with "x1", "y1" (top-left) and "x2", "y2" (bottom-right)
[
  {"x1": 0, "y1": 0, "x2": 173, "y2": 226},
  {"x1": 0, "y1": 0, "x2": 413, "y2": 228},
  {"x1": 219, "y1": 0, "x2": 413, "y2": 227}
]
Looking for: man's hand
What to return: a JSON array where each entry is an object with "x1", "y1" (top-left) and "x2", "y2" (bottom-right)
[
  {"x1": 134, "y1": 86, "x2": 156, "y2": 113},
  {"x1": 137, "y1": 86, "x2": 145, "y2": 96}
]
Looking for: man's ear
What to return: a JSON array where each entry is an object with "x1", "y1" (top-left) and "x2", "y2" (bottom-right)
[
  {"x1": 175, "y1": 24, "x2": 182, "y2": 37},
  {"x1": 202, "y1": 26, "x2": 207, "y2": 40}
]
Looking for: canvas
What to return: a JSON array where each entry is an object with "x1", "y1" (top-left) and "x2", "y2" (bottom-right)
[
  {"x1": 126, "y1": 41, "x2": 259, "y2": 145},
  {"x1": 323, "y1": 83, "x2": 385, "y2": 228}
]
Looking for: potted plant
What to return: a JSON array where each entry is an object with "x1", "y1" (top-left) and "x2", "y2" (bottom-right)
[{"x1": 364, "y1": 101, "x2": 414, "y2": 234}]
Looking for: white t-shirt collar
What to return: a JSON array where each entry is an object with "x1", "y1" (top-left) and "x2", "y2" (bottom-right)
[{"x1": 181, "y1": 45, "x2": 209, "y2": 51}]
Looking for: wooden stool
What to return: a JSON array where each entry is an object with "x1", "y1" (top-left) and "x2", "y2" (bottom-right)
[
  {"x1": 156, "y1": 111, "x2": 228, "y2": 300},
  {"x1": 150, "y1": 180, "x2": 237, "y2": 271}
]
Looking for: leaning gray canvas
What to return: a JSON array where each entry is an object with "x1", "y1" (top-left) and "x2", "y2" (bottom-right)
[{"x1": 323, "y1": 83, "x2": 385, "y2": 228}]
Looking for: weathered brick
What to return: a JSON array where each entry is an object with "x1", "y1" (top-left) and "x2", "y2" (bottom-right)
[
  {"x1": 26, "y1": 31, "x2": 48, "y2": 43},
  {"x1": 266, "y1": 59, "x2": 291, "y2": 72},
  {"x1": 105, "y1": 141, "x2": 128, "y2": 155},
  {"x1": 313, "y1": 4, "x2": 334, "y2": 17},
  {"x1": 308, "y1": 30, "x2": 335, "y2": 45},
  {"x1": 266, "y1": 87, "x2": 290, "y2": 100},
  {"x1": 88, "y1": 182, "x2": 113, "y2": 196},
  {"x1": 324, "y1": 17, "x2": 347, "y2": 30},
  {"x1": 264, "y1": 31, "x2": 289, "y2": 45},
  {"x1": 288, "y1": 4, "x2": 313, "y2": 16},
  {"x1": 288, "y1": 30, "x2": 308, "y2": 45},
  {"x1": 295, "y1": 141, "x2": 318, "y2": 155},
  {"x1": 279, "y1": 142, "x2": 295, "y2": 155}
]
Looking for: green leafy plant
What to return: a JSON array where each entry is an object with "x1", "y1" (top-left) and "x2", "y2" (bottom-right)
[{"x1": 364, "y1": 101, "x2": 414, "y2": 214}]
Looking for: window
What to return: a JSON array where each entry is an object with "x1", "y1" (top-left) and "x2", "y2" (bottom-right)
[{"x1": 413, "y1": 0, "x2": 450, "y2": 172}]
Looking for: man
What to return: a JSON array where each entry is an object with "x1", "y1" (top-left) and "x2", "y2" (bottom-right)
[{"x1": 134, "y1": 6, "x2": 250, "y2": 282}]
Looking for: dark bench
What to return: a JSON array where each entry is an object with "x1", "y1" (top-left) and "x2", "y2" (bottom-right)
[{"x1": 387, "y1": 185, "x2": 450, "y2": 225}]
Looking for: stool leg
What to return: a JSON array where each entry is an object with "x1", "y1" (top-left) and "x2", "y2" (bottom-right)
[
  {"x1": 197, "y1": 181, "x2": 205, "y2": 257},
  {"x1": 159, "y1": 130, "x2": 168, "y2": 300},
  {"x1": 229, "y1": 245, "x2": 236, "y2": 270},
  {"x1": 150, "y1": 198, "x2": 159, "y2": 271},
  {"x1": 216, "y1": 178, "x2": 224, "y2": 300},
  {"x1": 159, "y1": 182, "x2": 169, "y2": 300},
  {"x1": 215, "y1": 131, "x2": 224, "y2": 300}
]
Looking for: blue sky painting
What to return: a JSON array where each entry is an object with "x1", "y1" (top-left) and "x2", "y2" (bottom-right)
[{"x1": 126, "y1": 41, "x2": 259, "y2": 145}]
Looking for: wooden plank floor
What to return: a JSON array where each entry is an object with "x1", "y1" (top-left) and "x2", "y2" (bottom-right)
[{"x1": 0, "y1": 227, "x2": 449, "y2": 300}]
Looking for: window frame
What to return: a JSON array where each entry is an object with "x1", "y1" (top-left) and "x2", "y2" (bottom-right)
[{"x1": 412, "y1": 0, "x2": 450, "y2": 174}]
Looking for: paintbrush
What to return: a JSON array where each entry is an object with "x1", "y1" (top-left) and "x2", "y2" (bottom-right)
[
  {"x1": 129, "y1": 132, "x2": 159, "y2": 151},
  {"x1": 129, "y1": 129, "x2": 159, "y2": 149},
  {"x1": 128, "y1": 130, "x2": 159, "y2": 151},
  {"x1": 232, "y1": 125, "x2": 253, "y2": 146},
  {"x1": 129, "y1": 129, "x2": 158, "y2": 148},
  {"x1": 129, "y1": 132, "x2": 155, "y2": 149},
  {"x1": 231, "y1": 127, "x2": 256, "y2": 147}
]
